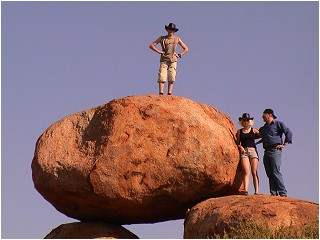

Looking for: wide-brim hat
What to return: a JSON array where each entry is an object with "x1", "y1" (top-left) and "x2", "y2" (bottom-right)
[
  {"x1": 263, "y1": 109, "x2": 277, "y2": 119},
  {"x1": 165, "y1": 23, "x2": 179, "y2": 32},
  {"x1": 239, "y1": 113, "x2": 254, "y2": 121}
]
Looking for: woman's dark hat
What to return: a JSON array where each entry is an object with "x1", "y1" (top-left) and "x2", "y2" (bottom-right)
[
  {"x1": 165, "y1": 23, "x2": 179, "y2": 32},
  {"x1": 239, "y1": 113, "x2": 254, "y2": 121},
  {"x1": 263, "y1": 109, "x2": 277, "y2": 119}
]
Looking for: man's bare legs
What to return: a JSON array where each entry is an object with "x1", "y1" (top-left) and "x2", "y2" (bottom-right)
[
  {"x1": 159, "y1": 82, "x2": 174, "y2": 95},
  {"x1": 168, "y1": 82, "x2": 173, "y2": 95},
  {"x1": 159, "y1": 82, "x2": 165, "y2": 94}
]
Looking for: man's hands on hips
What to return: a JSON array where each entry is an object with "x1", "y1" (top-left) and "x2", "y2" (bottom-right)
[{"x1": 276, "y1": 143, "x2": 288, "y2": 149}]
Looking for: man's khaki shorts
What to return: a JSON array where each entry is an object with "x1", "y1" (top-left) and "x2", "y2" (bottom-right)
[{"x1": 157, "y1": 61, "x2": 177, "y2": 83}]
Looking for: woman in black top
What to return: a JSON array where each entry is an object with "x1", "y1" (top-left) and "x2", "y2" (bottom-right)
[{"x1": 236, "y1": 113, "x2": 261, "y2": 195}]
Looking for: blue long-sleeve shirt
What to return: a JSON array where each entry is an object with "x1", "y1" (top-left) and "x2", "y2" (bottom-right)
[{"x1": 259, "y1": 120, "x2": 293, "y2": 149}]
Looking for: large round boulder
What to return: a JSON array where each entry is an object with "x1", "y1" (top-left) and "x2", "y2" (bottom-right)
[{"x1": 32, "y1": 95, "x2": 241, "y2": 224}]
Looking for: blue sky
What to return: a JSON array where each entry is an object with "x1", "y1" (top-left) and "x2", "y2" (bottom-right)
[{"x1": 2, "y1": 1, "x2": 318, "y2": 239}]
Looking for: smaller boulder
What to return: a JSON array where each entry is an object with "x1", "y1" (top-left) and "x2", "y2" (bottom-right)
[
  {"x1": 45, "y1": 222, "x2": 139, "y2": 239},
  {"x1": 184, "y1": 195, "x2": 319, "y2": 239}
]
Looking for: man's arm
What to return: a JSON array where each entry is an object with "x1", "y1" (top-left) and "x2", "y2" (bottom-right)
[
  {"x1": 276, "y1": 121, "x2": 293, "y2": 149},
  {"x1": 177, "y1": 38, "x2": 189, "y2": 57},
  {"x1": 149, "y1": 37, "x2": 164, "y2": 55},
  {"x1": 279, "y1": 121, "x2": 293, "y2": 144},
  {"x1": 256, "y1": 127, "x2": 263, "y2": 145}
]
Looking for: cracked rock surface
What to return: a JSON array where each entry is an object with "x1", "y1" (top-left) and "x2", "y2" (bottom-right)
[
  {"x1": 183, "y1": 195, "x2": 319, "y2": 239},
  {"x1": 32, "y1": 95, "x2": 242, "y2": 224}
]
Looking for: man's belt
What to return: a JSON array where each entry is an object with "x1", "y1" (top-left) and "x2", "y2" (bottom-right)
[{"x1": 264, "y1": 144, "x2": 282, "y2": 150}]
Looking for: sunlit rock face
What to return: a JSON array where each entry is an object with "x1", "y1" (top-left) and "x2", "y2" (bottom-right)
[{"x1": 32, "y1": 95, "x2": 241, "y2": 224}]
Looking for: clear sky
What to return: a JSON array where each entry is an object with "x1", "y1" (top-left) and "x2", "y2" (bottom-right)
[{"x1": 2, "y1": 1, "x2": 318, "y2": 239}]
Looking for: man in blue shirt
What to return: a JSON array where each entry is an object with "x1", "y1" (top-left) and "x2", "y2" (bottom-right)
[{"x1": 259, "y1": 109, "x2": 293, "y2": 197}]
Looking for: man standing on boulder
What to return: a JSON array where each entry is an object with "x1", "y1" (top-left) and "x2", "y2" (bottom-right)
[
  {"x1": 149, "y1": 23, "x2": 189, "y2": 95},
  {"x1": 259, "y1": 109, "x2": 293, "y2": 197}
]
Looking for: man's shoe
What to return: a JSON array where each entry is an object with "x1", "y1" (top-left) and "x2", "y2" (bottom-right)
[
  {"x1": 159, "y1": 92, "x2": 164, "y2": 95},
  {"x1": 280, "y1": 194, "x2": 287, "y2": 197}
]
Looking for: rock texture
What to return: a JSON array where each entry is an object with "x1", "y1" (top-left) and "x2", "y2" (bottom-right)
[
  {"x1": 32, "y1": 95, "x2": 242, "y2": 224},
  {"x1": 183, "y1": 195, "x2": 319, "y2": 238},
  {"x1": 45, "y1": 222, "x2": 138, "y2": 239}
]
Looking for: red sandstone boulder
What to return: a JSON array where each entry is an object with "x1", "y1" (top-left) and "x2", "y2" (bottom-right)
[
  {"x1": 183, "y1": 195, "x2": 319, "y2": 238},
  {"x1": 44, "y1": 222, "x2": 138, "y2": 239},
  {"x1": 32, "y1": 95, "x2": 242, "y2": 224}
]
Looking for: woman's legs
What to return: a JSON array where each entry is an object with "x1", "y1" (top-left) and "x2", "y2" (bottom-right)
[
  {"x1": 241, "y1": 157, "x2": 250, "y2": 193},
  {"x1": 250, "y1": 158, "x2": 259, "y2": 194}
]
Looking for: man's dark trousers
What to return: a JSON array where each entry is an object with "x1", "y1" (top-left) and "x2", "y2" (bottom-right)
[{"x1": 263, "y1": 148, "x2": 287, "y2": 196}]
